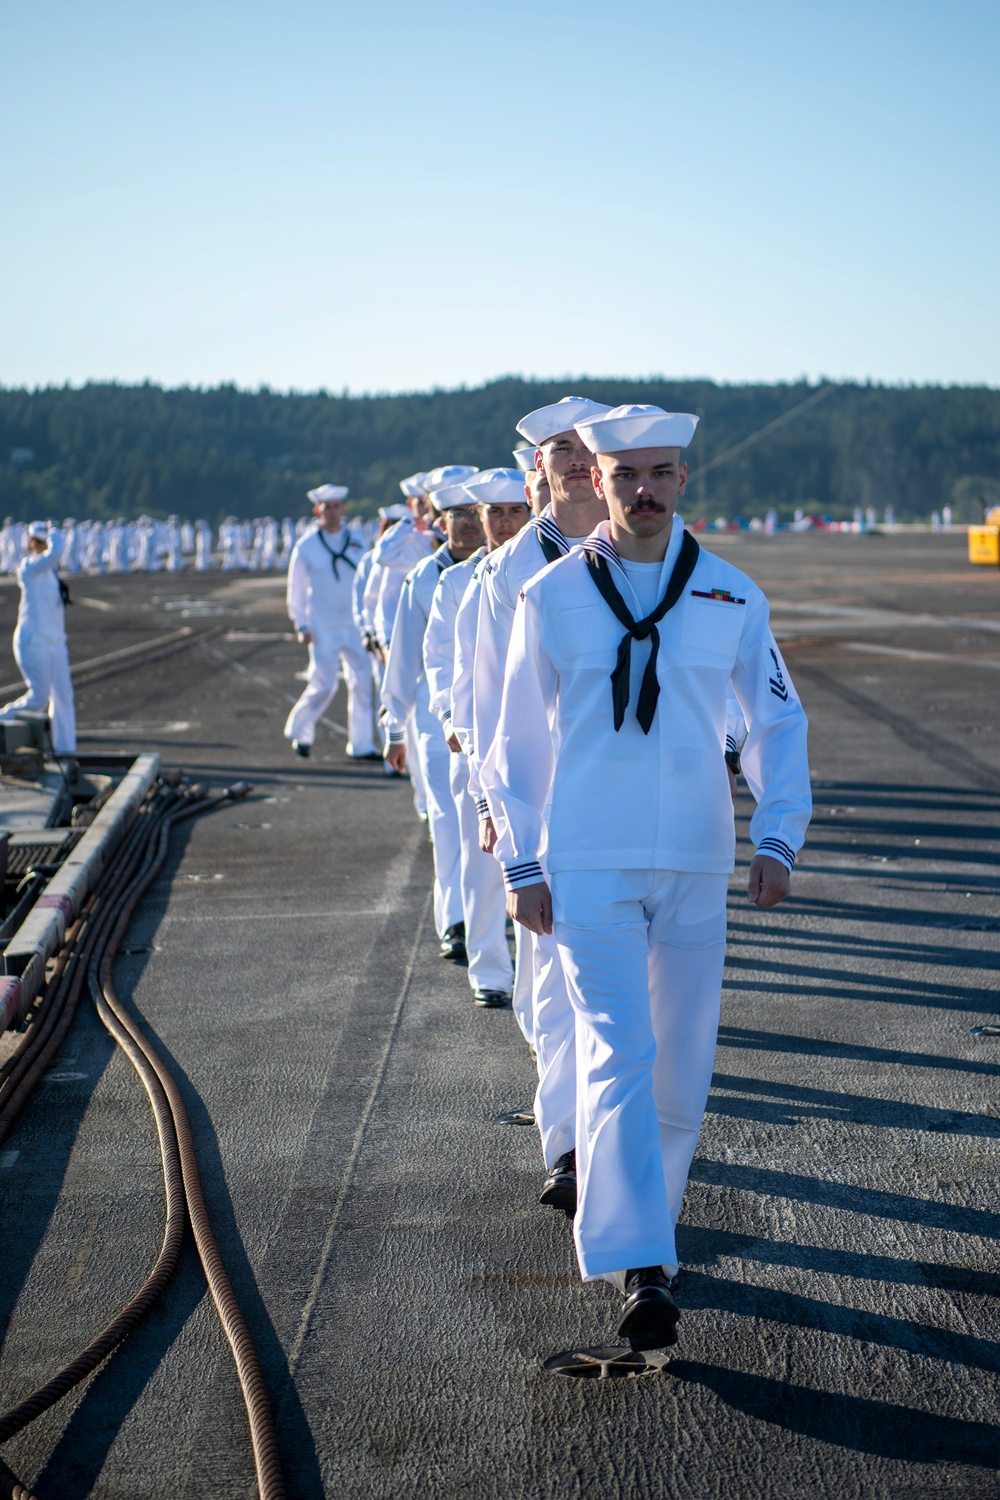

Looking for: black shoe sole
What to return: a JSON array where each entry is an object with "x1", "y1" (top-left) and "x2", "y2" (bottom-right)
[
  {"x1": 474, "y1": 993, "x2": 512, "y2": 1008},
  {"x1": 539, "y1": 1175, "x2": 577, "y2": 1214},
  {"x1": 616, "y1": 1290, "x2": 680, "y2": 1350}
]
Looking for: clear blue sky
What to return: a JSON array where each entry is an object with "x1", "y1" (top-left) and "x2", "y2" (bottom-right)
[{"x1": 2, "y1": 0, "x2": 997, "y2": 394}]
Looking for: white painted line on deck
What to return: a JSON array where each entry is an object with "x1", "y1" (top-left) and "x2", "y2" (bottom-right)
[
  {"x1": 845, "y1": 642, "x2": 1000, "y2": 669},
  {"x1": 771, "y1": 600, "x2": 1000, "y2": 634}
]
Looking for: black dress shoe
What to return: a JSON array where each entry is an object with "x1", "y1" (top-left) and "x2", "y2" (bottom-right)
[
  {"x1": 616, "y1": 1267, "x2": 680, "y2": 1350},
  {"x1": 348, "y1": 749, "x2": 383, "y2": 761},
  {"x1": 473, "y1": 990, "x2": 511, "y2": 1008},
  {"x1": 439, "y1": 923, "x2": 466, "y2": 961},
  {"x1": 539, "y1": 1149, "x2": 577, "y2": 1215},
  {"x1": 291, "y1": 741, "x2": 311, "y2": 758}
]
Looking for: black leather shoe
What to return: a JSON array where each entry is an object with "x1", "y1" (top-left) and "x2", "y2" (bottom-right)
[
  {"x1": 617, "y1": 1267, "x2": 680, "y2": 1349},
  {"x1": 473, "y1": 990, "x2": 511, "y2": 1008},
  {"x1": 348, "y1": 750, "x2": 383, "y2": 761},
  {"x1": 291, "y1": 741, "x2": 311, "y2": 758},
  {"x1": 439, "y1": 923, "x2": 466, "y2": 962},
  {"x1": 539, "y1": 1149, "x2": 577, "y2": 1215}
]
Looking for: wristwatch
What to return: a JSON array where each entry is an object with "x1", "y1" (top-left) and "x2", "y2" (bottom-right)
[{"x1": 724, "y1": 747, "x2": 741, "y2": 777}]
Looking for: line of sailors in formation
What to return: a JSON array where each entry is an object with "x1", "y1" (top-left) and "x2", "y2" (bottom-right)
[
  {"x1": 283, "y1": 396, "x2": 812, "y2": 1353},
  {"x1": 0, "y1": 514, "x2": 338, "y2": 576}
]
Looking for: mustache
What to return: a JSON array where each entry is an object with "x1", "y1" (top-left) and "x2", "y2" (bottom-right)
[{"x1": 627, "y1": 498, "x2": 666, "y2": 512}]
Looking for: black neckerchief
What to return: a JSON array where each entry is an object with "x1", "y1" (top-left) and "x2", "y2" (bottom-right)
[
  {"x1": 530, "y1": 514, "x2": 567, "y2": 566},
  {"x1": 584, "y1": 530, "x2": 700, "y2": 734},
  {"x1": 316, "y1": 527, "x2": 357, "y2": 579}
]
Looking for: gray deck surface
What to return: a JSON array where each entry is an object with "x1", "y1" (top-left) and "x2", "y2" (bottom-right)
[{"x1": 0, "y1": 532, "x2": 997, "y2": 1498}]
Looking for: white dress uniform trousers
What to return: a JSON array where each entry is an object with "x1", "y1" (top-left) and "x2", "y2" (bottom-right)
[
  {"x1": 0, "y1": 529, "x2": 76, "y2": 754},
  {"x1": 553, "y1": 867, "x2": 728, "y2": 1280},
  {"x1": 283, "y1": 525, "x2": 376, "y2": 755}
]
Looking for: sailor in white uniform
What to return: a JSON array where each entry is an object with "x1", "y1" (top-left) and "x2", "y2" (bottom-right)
[
  {"x1": 472, "y1": 397, "x2": 611, "y2": 1208},
  {"x1": 381, "y1": 487, "x2": 486, "y2": 959},
  {"x1": 283, "y1": 485, "x2": 378, "y2": 761},
  {"x1": 482, "y1": 404, "x2": 811, "y2": 1350},
  {"x1": 0, "y1": 521, "x2": 76, "y2": 754},
  {"x1": 449, "y1": 470, "x2": 534, "y2": 1036},
  {"x1": 424, "y1": 479, "x2": 527, "y2": 1006}
]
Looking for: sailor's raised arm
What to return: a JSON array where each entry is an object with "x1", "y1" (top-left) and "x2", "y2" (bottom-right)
[{"x1": 20, "y1": 526, "x2": 64, "y2": 576}]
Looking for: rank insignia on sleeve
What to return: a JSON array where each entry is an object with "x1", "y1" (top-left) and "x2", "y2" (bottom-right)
[
  {"x1": 691, "y1": 587, "x2": 746, "y2": 605},
  {"x1": 768, "y1": 646, "x2": 789, "y2": 701}
]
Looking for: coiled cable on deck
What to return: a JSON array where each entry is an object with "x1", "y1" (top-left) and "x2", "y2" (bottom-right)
[{"x1": 0, "y1": 778, "x2": 284, "y2": 1500}]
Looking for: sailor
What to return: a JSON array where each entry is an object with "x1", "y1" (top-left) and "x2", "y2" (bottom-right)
[
  {"x1": 283, "y1": 485, "x2": 379, "y2": 761},
  {"x1": 362, "y1": 493, "x2": 428, "y2": 787},
  {"x1": 424, "y1": 483, "x2": 522, "y2": 1007},
  {"x1": 0, "y1": 521, "x2": 76, "y2": 754},
  {"x1": 0, "y1": 518, "x2": 18, "y2": 575},
  {"x1": 482, "y1": 404, "x2": 811, "y2": 1350},
  {"x1": 278, "y1": 517, "x2": 295, "y2": 569},
  {"x1": 82, "y1": 519, "x2": 106, "y2": 574},
  {"x1": 61, "y1": 519, "x2": 81, "y2": 574},
  {"x1": 449, "y1": 469, "x2": 533, "y2": 1032},
  {"x1": 366, "y1": 477, "x2": 440, "y2": 657},
  {"x1": 194, "y1": 520, "x2": 215, "y2": 571},
  {"x1": 107, "y1": 518, "x2": 129, "y2": 573},
  {"x1": 164, "y1": 516, "x2": 185, "y2": 572},
  {"x1": 368, "y1": 470, "x2": 476, "y2": 813},
  {"x1": 381, "y1": 487, "x2": 486, "y2": 959},
  {"x1": 472, "y1": 396, "x2": 611, "y2": 1211}
]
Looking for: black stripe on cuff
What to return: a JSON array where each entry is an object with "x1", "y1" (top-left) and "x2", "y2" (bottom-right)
[
  {"x1": 757, "y1": 837, "x2": 796, "y2": 867},
  {"x1": 503, "y1": 860, "x2": 544, "y2": 891}
]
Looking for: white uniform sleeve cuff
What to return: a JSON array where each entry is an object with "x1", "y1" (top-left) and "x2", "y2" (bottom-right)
[
  {"x1": 756, "y1": 837, "x2": 796, "y2": 870},
  {"x1": 475, "y1": 797, "x2": 490, "y2": 819},
  {"x1": 502, "y1": 860, "x2": 544, "y2": 892}
]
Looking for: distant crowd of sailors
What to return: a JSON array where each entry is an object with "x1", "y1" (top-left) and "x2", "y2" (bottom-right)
[{"x1": 0, "y1": 514, "x2": 349, "y2": 576}]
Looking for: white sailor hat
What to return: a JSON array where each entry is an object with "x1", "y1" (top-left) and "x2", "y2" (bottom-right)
[
  {"x1": 429, "y1": 484, "x2": 477, "y2": 511},
  {"x1": 515, "y1": 396, "x2": 612, "y2": 447},
  {"x1": 512, "y1": 445, "x2": 536, "y2": 473},
  {"x1": 423, "y1": 464, "x2": 479, "y2": 494},
  {"x1": 462, "y1": 468, "x2": 529, "y2": 507},
  {"x1": 307, "y1": 484, "x2": 349, "y2": 503},
  {"x1": 575, "y1": 404, "x2": 699, "y2": 453},
  {"x1": 399, "y1": 472, "x2": 428, "y2": 498},
  {"x1": 27, "y1": 520, "x2": 48, "y2": 540},
  {"x1": 378, "y1": 503, "x2": 411, "y2": 521}
]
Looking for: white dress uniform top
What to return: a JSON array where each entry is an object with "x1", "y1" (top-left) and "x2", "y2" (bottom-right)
[
  {"x1": 482, "y1": 506, "x2": 811, "y2": 1283},
  {"x1": 366, "y1": 512, "x2": 434, "y2": 811},
  {"x1": 381, "y1": 546, "x2": 464, "y2": 939},
  {"x1": 424, "y1": 550, "x2": 512, "y2": 999},
  {"x1": 283, "y1": 520, "x2": 377, "y2": 756},
  {"x1": 0, "y1": 525, "x2": 76, "y2": 754},
  {"x1": 369, "y1": 516, "x2": 435, "y2": 655}
]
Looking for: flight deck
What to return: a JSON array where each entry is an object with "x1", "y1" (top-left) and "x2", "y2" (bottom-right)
[{"x1": 0, "y1": 529, "x2": 997, "y2": 1499}]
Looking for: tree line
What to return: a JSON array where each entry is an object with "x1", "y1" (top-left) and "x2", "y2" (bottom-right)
[{"x1": 0, "y1": 376, "x2": 997, "y2": 526}]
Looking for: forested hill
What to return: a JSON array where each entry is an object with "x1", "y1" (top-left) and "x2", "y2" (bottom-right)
[{"x1": 1, "y1": 377, "x2": 998, "y2": 526}]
